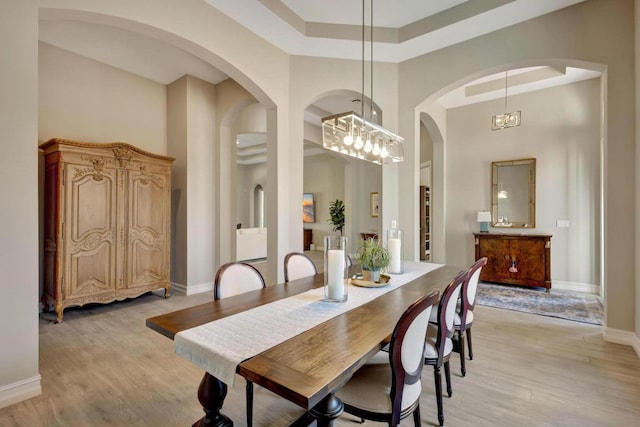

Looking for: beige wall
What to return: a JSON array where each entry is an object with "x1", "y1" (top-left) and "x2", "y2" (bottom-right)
[
  {"x1": 445, "y1": 79, "x2": 601, "y2": 291},
  {"x1": 167, "y1": 75, "x2": 217, "y2": 294},
  {"x1": 346, "y1": 160, "x2": 383, "y2": 249},
  {"x1": 237, "y1": 102, "x2": 267, "y2": 133},
  {"x1": 399, "y1": 0, "x2": 635, "y2": 332},
  {"x1": 235, "y1": 103, "x2": 267, "y2": 229},
  {"x1": 38, "y1": 0, "x2": 291, "y2": 286},
  {"x1": 303, "y1": 154, "x2": 346, "y2": 247},
  {"x1": 0, "y1": 0, "x2": 41, "y2": 408},
  {"x1": 39, "y1": 42, "x2": 167, "y2": 150},
  {"x1": 289, "y1": 55, "x2": 398, "y2": 253},
  {"x1": 301, "y1": 119, "x2": 383, "y2": 250},
  {"x1": 185, "y1": 76, "x2": 216, "y2": 291},
  {"x1": 38, "y1": 41, "x2": 172, "y2": 293},
  {"x1": 418, "y1": 107, "x2": 447, "y2": 262},
  {"x1": 214, "y1": 79, "x2": 259, "y2": 267},
  {"x1": 2, "y1": 0, "x2": 639, "y2": 409},
  {"x1": 167, "y1": 77, "x2": 188, "y2": 287},
  {"x1": 420, "y1": 122, "x2": 434, "y2": 165},
  {"x1": 237, "y1": 162, "x2": 267, "y2": 228}
]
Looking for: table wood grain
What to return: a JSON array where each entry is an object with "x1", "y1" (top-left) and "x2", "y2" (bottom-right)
[
  {"x1": 146, "y1": 263, "x2": 463, "y2": 426},
  {"x1": 237, "y1": 265, "x2": 462, "y2": 409},
  {"x1": 146, "y1": 274, "x2": 322, "y2": 339}
]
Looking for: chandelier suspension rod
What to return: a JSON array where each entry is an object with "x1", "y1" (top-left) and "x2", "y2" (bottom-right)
[
  {"x1": 361, "y1": 0, "x2": 365, "y2": 118},
  {"x1": 370, "y1": 0, "x2": 374, "y2": 121},
  {"x1": 504, "y1": 70, "x2": 508, "y2": 112}
]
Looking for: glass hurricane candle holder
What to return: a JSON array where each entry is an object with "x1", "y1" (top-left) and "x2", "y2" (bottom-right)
[
  {"x1": 387, "y1": 228, "x2": 403, "y2": 274},
  {"x1": 324, "y1": 236, "x2": 348, "y2": 302}
]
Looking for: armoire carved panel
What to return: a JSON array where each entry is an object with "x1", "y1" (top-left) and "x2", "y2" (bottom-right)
[{"x1": 40, "y1": 138, "x2": 174, "y2": 322}]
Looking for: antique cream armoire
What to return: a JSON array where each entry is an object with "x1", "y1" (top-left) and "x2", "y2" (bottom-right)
[{"x1": 40, "y1": 138, "x2": 174, "y2": 322}]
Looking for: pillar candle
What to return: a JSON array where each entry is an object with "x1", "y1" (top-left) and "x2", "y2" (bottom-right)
[
  {"x1": 327, "y1": 249, "x2": 345, "y2": 300},
  {"x1": 388, "y1": 238, "x2": 402, "y2": 274}
]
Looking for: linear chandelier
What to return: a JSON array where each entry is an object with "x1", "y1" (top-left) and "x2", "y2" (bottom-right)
[
  {"x1": 321, "y1": 0, "x2": 404, "y2": 164},
  {"x1": 492, "y1": 70, "x2": 521, "y2": 131}
]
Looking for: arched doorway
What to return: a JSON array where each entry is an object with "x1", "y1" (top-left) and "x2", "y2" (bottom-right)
[
  {"x1": 416, "y1": 63, "x2": 605, "y2": 301},
  {"x1": 302, "y1": 91, "x2": 384, "y2": 252}
]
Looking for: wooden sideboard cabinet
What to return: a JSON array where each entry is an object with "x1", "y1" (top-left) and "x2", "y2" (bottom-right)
[
  {"x1": 40, "y1": 138, "x2": 175, "y2": 322},
  {"x1": 303, "y1": 229, "x2": 313, "y2": 251},
  {"x1": 474, "y1": 233, "x2": 552, "y2": 291}
]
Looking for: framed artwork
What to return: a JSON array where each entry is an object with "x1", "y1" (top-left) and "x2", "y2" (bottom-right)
[
  {"x1": 302, "y1": 193, "x2": 315, "y2": 223},
  {"x1": 370, "y1": 192, "x2": 380, "y2": 217}
]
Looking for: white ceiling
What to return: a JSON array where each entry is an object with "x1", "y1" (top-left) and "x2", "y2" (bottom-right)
[
  {"x1": 279, "y1": 0, "x2": 467, "y2": 28},
  {"x1": 439, "y1": 66, "x2": 602, "y2": 109},
  {"x1": 38, "y1": 0, "x2": 598, "y2": 117},
  {"x1": 203, "y1": 0, "x2": 586, "y2": 62},
  {"x1": 39, "y1": 19, "x2": 229, "y2": 86}
]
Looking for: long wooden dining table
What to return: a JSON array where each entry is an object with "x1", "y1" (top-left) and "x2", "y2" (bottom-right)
[{"x1": 146, "y1": 262, "x2": 463, "y2": 426}]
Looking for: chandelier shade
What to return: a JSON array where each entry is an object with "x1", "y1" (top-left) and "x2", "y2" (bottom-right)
[
  {"x1": 492, "y1": 110, "x2": 521, "y2": 130},
  {"x1": 321, "y1": 111, "x2": 404, "y2": 164}
]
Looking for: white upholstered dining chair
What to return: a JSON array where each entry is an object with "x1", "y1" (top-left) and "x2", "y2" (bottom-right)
[
  {"x1": 213, "y1": 262, "x2": 266, "y2": 427},
  {"x1": 214, "y1": 262, "x2": 265, "y2": 300},
  {"x1": 454, "y1": 257, "x2": 487, "y2": 376},
  {"x1": 283, "y1": 252, "x2": 317, "y2": 282},
  {"x1": 424, "y1": 270, "x2": 467, "y2": 427},
  {"x1": 335, "y1": 289, "x2": 441, "y2": 427}
]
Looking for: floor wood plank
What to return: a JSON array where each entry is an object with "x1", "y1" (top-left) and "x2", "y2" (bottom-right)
[{"x1": 1, "y1": 289, "x2": 639, "y2": 426}]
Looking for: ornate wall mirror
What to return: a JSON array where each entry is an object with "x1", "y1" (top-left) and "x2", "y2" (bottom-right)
[{"x1": 491, "y1": 158, "x2": 536, "y2": 228}]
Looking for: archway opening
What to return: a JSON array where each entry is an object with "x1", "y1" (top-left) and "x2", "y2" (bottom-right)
[{"x1": 417, "y1": 63, "x2": 604, "y2": 300}]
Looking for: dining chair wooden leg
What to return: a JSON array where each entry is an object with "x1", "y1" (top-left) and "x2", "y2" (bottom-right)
[
  {"x1": 433, "y1": 366, "x2": 444, "y2": 427},
  {"x1": 412, "y1": 404, "x2": 421, "y2": 427},
  {"x1": 458, "y1": 331, "x2": 467, "y2": 377},
  {"x1": 467, "y1": 328, "x2": 473, "y2": 360},
  {"x1": 444, "y1": 360, "x2": 452, "y2": 398},
  {"x1": 246, "y1": 380, "x2": 253, "y2": 427}
]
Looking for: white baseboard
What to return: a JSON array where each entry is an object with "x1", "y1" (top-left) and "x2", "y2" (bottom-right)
[
  {"x1": 552, "y1": 280, "x2": 600, "y2": 294},
  {"x1": 0, "y1": 375, "x2": 41, "y2": 409},
  {"x1": 171, "y1": 281, "x2": 214, "y2": 296},
  {"x1": 603, "y1": 327, "x2": 640, "y2": 358},
  {"x1": 170, "y1": 281, "x2": 186, "y2": 295}
]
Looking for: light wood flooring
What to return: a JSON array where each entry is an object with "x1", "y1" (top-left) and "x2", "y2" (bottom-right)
[{"x1": 2, "y1": 288, "x2": 639, "y2": 426}]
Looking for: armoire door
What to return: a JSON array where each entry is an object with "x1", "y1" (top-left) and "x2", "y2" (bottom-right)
[
  {"x1": 125, "y1": 166, "x2": 171, "y2": 290},
  {"x1": 61, "y1": 161, "x2": 118, "y2": 301}
]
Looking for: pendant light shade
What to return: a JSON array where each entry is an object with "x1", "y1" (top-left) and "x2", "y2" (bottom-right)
[{"x1": 322, "y1": 112, "x2": 404, "y2": 164}]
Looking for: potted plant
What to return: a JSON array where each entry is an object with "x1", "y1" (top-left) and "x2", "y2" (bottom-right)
[
  {"x1": 359, "y1": 238, "x2": 390, "y2": 282},
  {"x1": 328, "y1": 199, "x2": 345, "y2": 235}
]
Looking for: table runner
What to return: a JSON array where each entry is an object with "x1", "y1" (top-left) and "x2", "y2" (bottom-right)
[{"x1": 174, "y1": 261, "x2": 442, "y2": 385}]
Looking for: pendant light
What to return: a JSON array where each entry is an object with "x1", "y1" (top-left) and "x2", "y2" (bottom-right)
[
  {"x1": 492, "y1": 70, "x2": 521, "y2": 130},
  {"x1": 321, "y1": 0, "x2": 404, "y2": 164}
]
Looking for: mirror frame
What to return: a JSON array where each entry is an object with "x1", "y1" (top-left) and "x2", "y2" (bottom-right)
[{"x1": 491, "y1": 158, "x2": 536, "y2": 228}]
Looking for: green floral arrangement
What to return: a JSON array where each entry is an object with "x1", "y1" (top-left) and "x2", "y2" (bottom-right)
[
  {"x1": 328, "y1": 199, "x2": 345, "y2": 235},
  {"x1": 359, "y1": 238, "x2": 390, "y2": 271}
]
